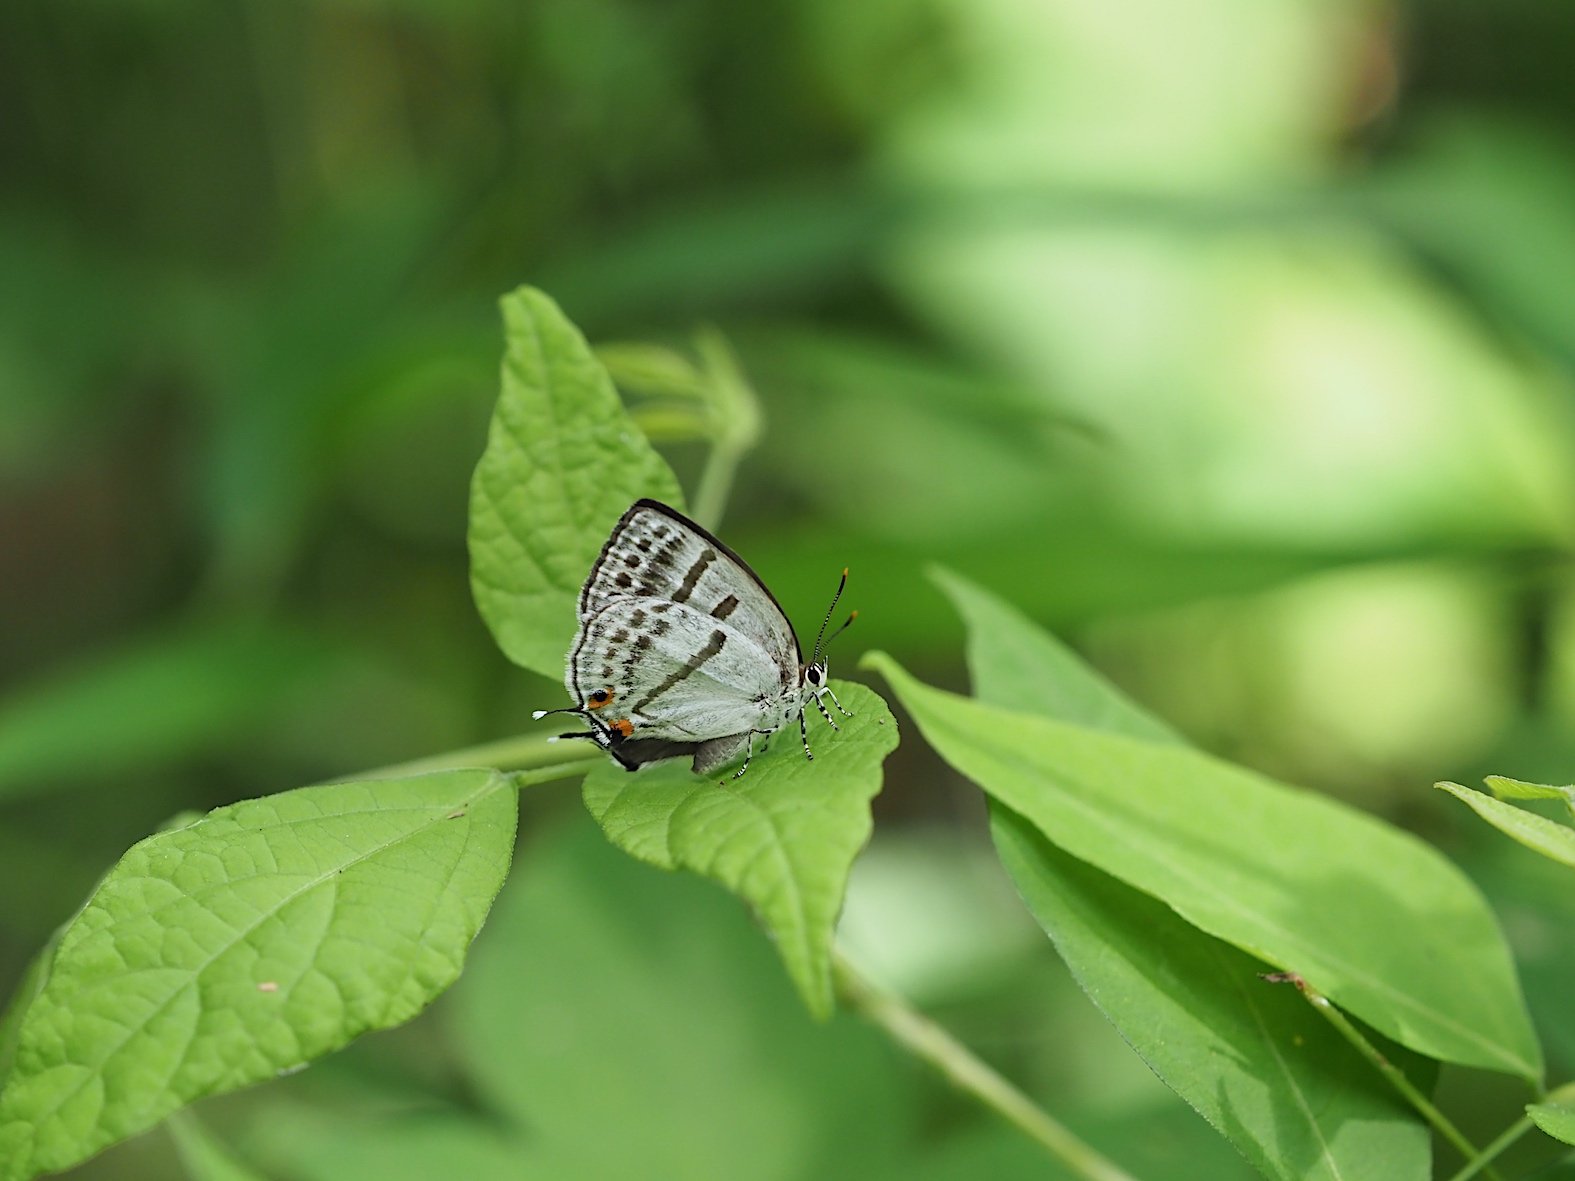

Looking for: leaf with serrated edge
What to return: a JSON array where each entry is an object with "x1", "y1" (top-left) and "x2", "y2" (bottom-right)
[
  {"x1": 1437, "y1": 782, "x2": 1575, "y2": 870},
  {"x1": 583, "y1": 681, "x2": 897, "y2": 1018},
  {"x1": 862, "y1": 650, "x2": 1541, "y2": 1081},
  {"x1": 468, "y1": 286, "x2": 684, "y2": 678},
  {"x1": 935, "y1": 570, "x2": 1429, "y2": 1180},
  {"x1": 0, "y1": 768, "x2": 524, "y2": 1180}
]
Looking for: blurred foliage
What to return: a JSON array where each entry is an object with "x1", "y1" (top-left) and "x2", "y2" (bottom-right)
[{"x1": 9, "y1": 0, "x2": 1575, "y2": 1175}]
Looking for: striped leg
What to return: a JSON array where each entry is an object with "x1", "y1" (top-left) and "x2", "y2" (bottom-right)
[
  {"x1": 824, "y1": 685, "x2": 853, "y2": 717},
  {"x1": 813, "y1": 694, "x2": 840, "y2": 732},
  {"x1": 731, "y1": 729, "x2": 772, "y2": 780},
  {"x1": 800, "y1": 710, "x2": 814, "y2": 761}
]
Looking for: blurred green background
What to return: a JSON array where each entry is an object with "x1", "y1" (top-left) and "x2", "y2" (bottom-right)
[{"x1": 7, "y1": 0, "x2": 1575, "y2": 1176}]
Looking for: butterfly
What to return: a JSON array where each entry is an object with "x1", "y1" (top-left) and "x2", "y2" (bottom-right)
[{"x1": 535, "y1": 499, "x2": 855, "y2": 779}]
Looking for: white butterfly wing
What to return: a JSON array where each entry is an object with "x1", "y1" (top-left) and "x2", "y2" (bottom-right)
[
  {"x1": 569, "y1": 598, "x2": 783, "y2": 743},
  {"x1": 578, "y1": 500, "x2": 801, "y2": 691}
]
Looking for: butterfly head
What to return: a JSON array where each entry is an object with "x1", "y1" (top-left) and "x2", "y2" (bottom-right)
[{"x1": 803, "y1": 661, "x2": 829, "y2": 697}]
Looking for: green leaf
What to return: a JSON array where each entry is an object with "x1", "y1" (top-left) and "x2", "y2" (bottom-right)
[
  {"x1": 994, "y1": 809, "x2": 1429, "y2": 1181},
  {"x1": 1486, "y1": 775, "x2": 1575, "y2": 802},
  {"x1": 929, "y1": 566, "x2": 1180, "y2": 745},
  {"x1": 0, "y1": 767, "x2": 528, "y2": 1180},
  {"x1": 1437, "y1": 781, "x2": 1575, "y2": 870},
  {"x1": 260, "y1": 816, "x2": 913, "y2": 1181},
  {"x1": 167, "y1": 1110, "x2": 270, "y2": 1181},
  {"x1": 862, "y1": 651, "x2": 1542, "y2": 1080},
  {"x1": 582, "y1": 681, "x2": 898, "y2": 1018},
  {"x1": 468, "y1": 285, "x2": 684, "y2": 678},
  {"x1": 1528, "y1": 1083, "x2": 1575, "y2": 1147},
  {"x1": 940, "y1": 570, "x2": 1430, "y2": 1178}
]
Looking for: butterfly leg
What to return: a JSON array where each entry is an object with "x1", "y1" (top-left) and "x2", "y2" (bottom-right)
[
  {"x1": 813, "y1": 694, "x2": 840, "y2": 732},
  {"x1": 729, "y1": 729, "x2": 775, "y2": 781},
  {"x1": 799, "y1": 710, "x2": 814, "y2": 761},
  {"x1": 824, "y1": 685, "x2": 854, "y2": 717}
]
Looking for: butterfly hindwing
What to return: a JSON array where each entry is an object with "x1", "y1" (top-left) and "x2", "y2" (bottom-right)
[
  {"x1": 569, "y1": 597, "x2": 779, "y2": 744},
  {"x1": 579, "y1": 500, "x2": 800, "y2": 690}
]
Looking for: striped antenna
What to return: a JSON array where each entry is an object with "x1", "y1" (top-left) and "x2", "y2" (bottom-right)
[{"x1": 812, "y1": 568, "x2": 849, "y2": 664}]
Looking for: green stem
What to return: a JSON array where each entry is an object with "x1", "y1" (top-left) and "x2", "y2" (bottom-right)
[
  {"x1": 833, "y1": 950, "x2": 1142, "y2": 1181},
  {"x1": 1264, "y1": 973, "x2": 1502, "y2": 1181},
  {"x1": 690, "y1": 327, "x2": 762, "y2": 534},
  {"x1": 1444, "y1": 1115, "x2": 1534, "y2": 1181},
  {"x1": 350, "y1": 733, "x2": 589, "y2": 781}
]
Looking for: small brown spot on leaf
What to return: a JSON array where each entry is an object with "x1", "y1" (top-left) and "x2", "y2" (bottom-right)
[{"x1": 257, "y1": 981, "x2": 279, "y2": 993}]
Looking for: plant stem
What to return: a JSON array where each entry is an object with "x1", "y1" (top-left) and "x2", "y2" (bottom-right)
[
  {"x1": 833, "y1": 950, "x2": 1141, "y2": 1181},
  {"x1": 349, "y1": 733, "x2": 589, "y2": 781},
  {"x1": 1262, "y1": 973, "x2": 1503, "y2": 1181},
  {"x1": 1444, "y1": 1115, "x2": 1534, "y2": 1181},
  {"x1": 690, "y1": 327, "x2": 762, "y2": 534}
]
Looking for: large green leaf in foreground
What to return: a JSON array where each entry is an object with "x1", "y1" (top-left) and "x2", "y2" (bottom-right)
[
  {"x1": 583, "y1": 681, "x2": 897, "y2": 1018},
  {"x1": 863, "y1": 651, "x2": 1541, "y2": 1080},
  {"x1": 933, "y1": 571, "x2": 1430, "y2": 1180},
  {"x1": 468, "y1": 285, "x2": 683, "y2": 678},
  {"x1": 0, "y1": 768, "x2": 524, "y2": 1180}
]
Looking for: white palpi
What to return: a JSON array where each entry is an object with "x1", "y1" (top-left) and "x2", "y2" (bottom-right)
[{"x1": 535, "y1": 499, "x2": 854, "y2": 778}]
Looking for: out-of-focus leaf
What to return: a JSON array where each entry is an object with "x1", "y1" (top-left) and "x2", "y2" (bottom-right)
[
  {"x1": 889, "y1": 219, "x2": 1575, "y2": 550},
  {"x1": 1362, "y1": 116, "x2": 1575, "y2": 371},
  {"x1": 1437, "y1": 781, "x2": 1575, "y2": 870},
  {"x1": 458, "y1": 816, "x2": 911, "y2": 1179},
  {"x1": 261, "y1": 816, "x2": 913, "y2": 1181},
  {"x1": 468, "y1": 286, "x2": 683, "y2": 678},
  {"x1": 863, "y1": 651, "x2": 1542, "y2": 1080},
  {"x1": 742, "y1": 328, "x2": 1095, "y2": 546},
  {"x1": 944, "y1": 570, "x2": 1429, "y2": 1179},
  {"x1": 167, "y1": 1110, "x2": 270, "y2": 1181},
  {"x1": 537, "y1": 182, "x2": 881, "y2": 329},
  {"x1": 0, "y1": 622, "x2": 337, "y2": 803},
  {"x1": 929, "y1": 566, "x2": 1179, "y2": 744},
  {"x1": 248, "y1": 1110, "x2": 523, "y2": 1181},
  {"x1": 0, "y1": 768, "x2": 527, "y2": 1180},
  {"x1": 995, "y1": 812, "x2": 1429, "y2": 1181},
  {"x1": 583, "y1": 681, "x2": 897, "y2": 1017}
]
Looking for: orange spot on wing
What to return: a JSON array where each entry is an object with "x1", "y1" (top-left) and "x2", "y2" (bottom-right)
[
  {"x1": 610, "y1": 718, "x2": 634, "y2": 737},
  {"x1": 587, "y1": 688, "x2": 615, "y2": 710}
]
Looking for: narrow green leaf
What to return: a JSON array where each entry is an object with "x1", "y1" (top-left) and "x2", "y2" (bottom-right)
[
  {"x1": 862, "y1": 651, "x2": 1542, "y2": 1080},
  {"x1": 0, "y1": 622, "x2": 335, "y2": 802},
  {"x1": 468, "y1": 285, "x2": 684, "y2": 678},
  {"x1": 583, "y1": 681, "x2": 898, "y2": 1018},
  {"x1": 1486, "y1": 775, "x2": 1574, "y2": 802},
  {"x1": 1437, "y1": 781, "x2": 1575, "y2": 869},
  {"x1": 0, "y1": 768, "x2": 525, "y2": 1180},
  {"x1": 928, "y1": 566, "x2": 1181, "y2": 745},
  {"x1": 167, "y1": 1110, "x2": 270, "y2": 1181},
  {"x1": 942, "y1": 571, "x2": 1431, "y2": 1179},
  {"x1": 994, "y1": 809, "x2": 1429, "y2": 1181},
  {"x1": 1528, "y1": 1082, "x2": 1575, "y2": 1147}
]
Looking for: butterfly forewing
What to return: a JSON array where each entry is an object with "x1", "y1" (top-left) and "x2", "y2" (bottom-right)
[
  {"x1": 569, "y1": 598, "x2": 779, "y2": 743},
  {"x1": 579, "y1": 500, "x2": 801, "y2": 689}
]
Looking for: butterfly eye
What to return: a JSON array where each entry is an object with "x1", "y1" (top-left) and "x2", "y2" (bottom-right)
[{"x1": 805, "y1": 667, "x2": 822, "y2": 686}]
